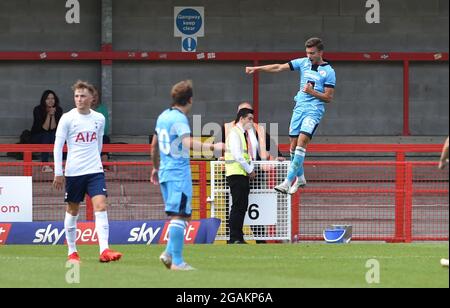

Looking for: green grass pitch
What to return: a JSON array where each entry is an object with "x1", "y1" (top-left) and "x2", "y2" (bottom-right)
[{"x1": 0, "y1": 243, "x2": 448, "y2": 288}]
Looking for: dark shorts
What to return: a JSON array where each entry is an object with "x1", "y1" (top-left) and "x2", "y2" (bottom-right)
[{"x1": 64, "y1": 172, "x2": 107, "y2": 203}]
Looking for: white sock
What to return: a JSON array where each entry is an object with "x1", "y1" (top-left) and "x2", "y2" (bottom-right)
[
  {"x1": 64, "y1": 212, "x2": 78, "y2": 255},
  {"x1": 283, "y1": 178, "x2": 291, "y2": 186},
  {"x1": 95, "y1": 211, "x2": 109, "y2": 254}
]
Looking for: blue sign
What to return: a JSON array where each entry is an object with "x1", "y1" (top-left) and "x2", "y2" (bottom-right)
[
  {"x1": 182, "y1": 37, "x2": 197, "y2": 52},
  {"x1": 176, "y1": 8, "x2": 203, "y2": 36},
  {"x1": 2, "y1": 218, "x2": 221, "y2": 245}
]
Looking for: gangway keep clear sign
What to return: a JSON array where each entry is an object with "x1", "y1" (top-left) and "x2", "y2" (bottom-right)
[
  {"x1": 174, "y1": 7, "x2": 204, "y2": 52},
  {"x1": 0, "y1": 177, "x2": 32, "y2": 222}
]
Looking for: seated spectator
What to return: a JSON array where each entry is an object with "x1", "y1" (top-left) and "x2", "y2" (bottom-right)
[
  {"x1": 92, "y1": 86, "x2": 111, "y2": 168},
  {"x1": 31, "y1": 90, "x2": 63, "y2": 172}
]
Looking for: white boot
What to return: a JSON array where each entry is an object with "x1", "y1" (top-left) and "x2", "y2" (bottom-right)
[
  {"x1": 274, "y1": 180, "x2": 291, "y2": 194},
  {"x1": 288, "y1": 175, "x2": 307, "y2": 194}
]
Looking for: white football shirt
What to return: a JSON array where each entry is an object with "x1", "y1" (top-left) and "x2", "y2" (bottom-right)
[{"x1": 54, "y1": 108, "x2": 105, "y2": 176}]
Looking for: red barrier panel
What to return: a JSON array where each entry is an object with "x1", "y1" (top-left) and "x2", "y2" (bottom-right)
[{"x1": 0, "y1": 144, "x2": 447, "y2": 241}]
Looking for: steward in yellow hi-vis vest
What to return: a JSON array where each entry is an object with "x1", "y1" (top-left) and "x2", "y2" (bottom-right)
[
  {"x1": 224, "y1": 108, "x2": 256, "y2": 244},
  {"x1": 225, "y1": 126, "x2": 250, "y2": 177}
]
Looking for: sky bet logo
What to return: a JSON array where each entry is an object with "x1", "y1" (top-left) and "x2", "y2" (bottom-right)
[
  {"x1": 127, "y1": 222, "x2": 200, "y2": 245},
  {"x1": 127, "y1": 223, "x2": 162, "y2": 244},
  {"x1": 160, "y1": 221, "x2": 200, "y2": 244},
  {"x1": 0, "y1": 224, "x2": 12, "y2": 245},
  {"x1": 33, "y1": 223, "x2": 98, "y2": 245}
]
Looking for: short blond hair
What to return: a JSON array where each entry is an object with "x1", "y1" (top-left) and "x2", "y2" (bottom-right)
[{"x1": 71, "y1": 80, "x2": 95, "y2": 96}]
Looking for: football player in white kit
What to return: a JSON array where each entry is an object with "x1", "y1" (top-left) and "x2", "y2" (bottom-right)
[{"x1": 53, "y1": 80, "x2": 122, "y2": 263}]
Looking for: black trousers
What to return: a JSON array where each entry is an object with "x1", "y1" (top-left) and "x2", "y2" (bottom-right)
[{"x1": 227, "y1": 175, "x2": 250, "y2": 242}]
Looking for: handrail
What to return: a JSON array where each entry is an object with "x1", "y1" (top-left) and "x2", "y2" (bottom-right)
[
  {"x1": 0, "y1": 143, "x2": 443, "y2": 153},
  {"x1": 0, "y1": 51, "x2": 448, "y2": 62},
  {"x1": 278, "y1": 144, "x2": 443, "y2": 153},
  {"x1": 0, "y1": 144, "x2": 150, "y2": 152}
]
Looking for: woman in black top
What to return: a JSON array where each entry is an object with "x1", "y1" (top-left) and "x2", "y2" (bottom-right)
[{"x1": 31, "y1": 90, "x2": 63, "y2": 171}]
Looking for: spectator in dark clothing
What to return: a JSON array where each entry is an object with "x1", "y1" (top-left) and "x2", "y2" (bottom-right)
[{"x1": 31, "y1": 90, "x2": 63, "y2": 172}]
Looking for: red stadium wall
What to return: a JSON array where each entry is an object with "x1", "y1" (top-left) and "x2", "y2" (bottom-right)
[{"x1": 0, "y1": 144, "x2": 447, "y2": 243}]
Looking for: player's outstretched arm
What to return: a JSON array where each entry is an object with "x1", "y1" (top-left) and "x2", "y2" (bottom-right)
[
  {"x1": 246, "y1": 63, "x2": 290, "y2": 74},
  {"x1": 183, "y1": 136, "x2": 224, "y2": 156}
]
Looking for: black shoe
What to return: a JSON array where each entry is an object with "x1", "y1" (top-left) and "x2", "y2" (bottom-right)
[{"x1": 228, "y1": 240, "x2": 248, "y2": 244}]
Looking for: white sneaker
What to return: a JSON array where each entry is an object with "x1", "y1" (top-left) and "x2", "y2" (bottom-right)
[
  {"x1": 274, "y1": 181, "x2": 290, "y2": 194},
  {"x1": 288, "y1": 177, "x2": 307, "y2": 194},
  {"x1": 170, "y1": 262, "x2": 196, "y2": 271},
  {"x1": 159, "y1": 251, "x2": 172, "y2": 269},
  {"x1": 41, "y1": 165, "x2": 53, "y2": 173}
]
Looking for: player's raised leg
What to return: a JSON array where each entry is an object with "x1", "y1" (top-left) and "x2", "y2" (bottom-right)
[
  {"x1": 275, "y1": 136, "x2": 308, "y2": 194},
  {"x1": 275, "y1": 115, "x2": 300, "y2": 193},
  {"x1": 288, "y1": 134, "x2": 309, "y2": 194},
  {"x1": 275, "y1": 115, "x2": 308, "y2": 194}
]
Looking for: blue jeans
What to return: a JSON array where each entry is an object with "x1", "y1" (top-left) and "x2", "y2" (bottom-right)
[{"x1": 31, "y1": 131, "x2": 55, "y2": 162}]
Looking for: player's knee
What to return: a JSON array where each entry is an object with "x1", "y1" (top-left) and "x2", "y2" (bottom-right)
[
  {"x1": 92, "y1": 195, "x2": 108, "y2": 211},
  {"x1": 94, "y1": 203, "x2": 107, "y2": 212},
  {"x1": 66, "y1": 208, "x2": 79, "y2": 216},
  {"x1": 298, "y1": 135, "x2": 310, "y2": 147},
  {"x1": 66, "y1": 203, "x2": 80, "y2": 216},
  {"x1": 289, "y1": 138, "x2": 297, "y2": 149}
]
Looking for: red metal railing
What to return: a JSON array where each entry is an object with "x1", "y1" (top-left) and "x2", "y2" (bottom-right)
[
  {"x1": 289, "y1": 160, "x2": 448, "y2": 242},
  {"x1": 0, "y1": 144, "x2": 447, "y2": 242},
  {"x1": 0, "y1": 50, "x2": 447, "y2": 134},
  {"x1": 279, "y1": 144, "x2": 446, "y2": 242}
]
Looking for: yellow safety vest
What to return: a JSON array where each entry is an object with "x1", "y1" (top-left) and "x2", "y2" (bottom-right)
[
  {"x1": 224, "y1": 126, "x2": 250, "y2": 177},
  {"x1": 224, "y1": 121, "x2": 270, "y2": 160}
]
